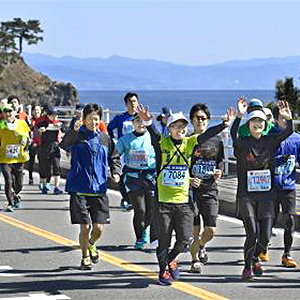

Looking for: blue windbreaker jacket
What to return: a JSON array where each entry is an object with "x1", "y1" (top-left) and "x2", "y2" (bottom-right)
[
  {"x1": 273, "y1": 125, "x2": 300, "y2": 189},
  {"x1": 60, "y1": 126, "x2": 121, "y2": 194}
]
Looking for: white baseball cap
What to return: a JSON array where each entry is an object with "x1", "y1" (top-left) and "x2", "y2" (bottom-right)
[
  {"x1": 166, "y1": 112, "x2": 188, "y2": 128},
  {"x1": 247, "y1": 110, "x2": 267, "y2": 122}
]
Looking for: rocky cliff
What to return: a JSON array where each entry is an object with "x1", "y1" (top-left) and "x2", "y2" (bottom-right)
[{"x1": 0, "y1": 53, "x2": 79, "y2": 106}]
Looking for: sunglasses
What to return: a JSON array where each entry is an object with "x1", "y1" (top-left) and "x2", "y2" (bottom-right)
[{"x1": 194, "y1": 116, "x2": 208, "y2": 122}]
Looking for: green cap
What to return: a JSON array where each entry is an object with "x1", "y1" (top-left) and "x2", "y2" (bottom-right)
[{"x1": 0, "y1": 104, "x2": 14, "y2": 112}]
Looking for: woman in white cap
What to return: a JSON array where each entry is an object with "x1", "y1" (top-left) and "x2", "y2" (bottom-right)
[
  {"x1": 231, "y1": 97, "x2": 293, "y2": 282},
  {"x1": 136, "y1": 105, "x2": 234, "y2": 286}
]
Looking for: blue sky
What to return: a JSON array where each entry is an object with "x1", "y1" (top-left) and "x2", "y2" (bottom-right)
[{"x1": 1, "y1": 0, "x2": 300, "y2": 65}]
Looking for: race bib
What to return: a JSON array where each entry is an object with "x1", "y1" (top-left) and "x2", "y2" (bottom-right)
[
  {"x1": 162, "y1": 165, "x2": 188, "y2": 187},
  {"x1": 247, "y1": 169, "x2": 271, "y2": 192},
  {"x1": 275, "y1": 155, "x2": 296, "y2": 175},
  {"x1": 192, "y1": 160, "x2": 216, "y2": 179},
  {"x1": 122, "y1": 121, "x2": 134, "y2": 136},
  {"x1": 6, "y1": 144, "x2": 21, "y2": 159},
  {"x1": 129, "y1": 150, "x2": 149, "y2": 168}
]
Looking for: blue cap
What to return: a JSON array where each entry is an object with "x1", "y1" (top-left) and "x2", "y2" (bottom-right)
[
  {"x1": 249, "y1": 98, "x2": 263, "y2": 108},
  {"x1": 46, "y1": 106, "x2": 59, "y2": 115}
]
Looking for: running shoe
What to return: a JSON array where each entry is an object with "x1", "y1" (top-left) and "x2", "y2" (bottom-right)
[
  {"x1": 190, "y1": 260, "x2": 202, "y2": 274},
  {"x1": 5, "y1": 205, "x2": 14, "y2": 212},
  {"x1": 120, "y1": 199, "x2": 129, "y2": 210},
  {"x1": 88, "y1": 241, "x2": 100, "y2": 264},
  {"x1": 80, "y1": 257, "x2": 92, "y2": 270},
  {"x1": 157, "y1": 270, "x2": 172, "y2": 286},
  {"x1": 126, "y1": 203, "x2": 133, "y2": 211},
  {"x1": 53, "y1": 187, "x2": 63, "y2": 195},
  {"x1": 135, "y1": 239, "x2": 146, "y2": 250},
  {"x1": 258, "y1": 249, "x2": 269, "y2": 262},
  {"x1": 13, "y1": 195, "x2": 21, "y2": 209},
  {"x1": 41, "y1": 187, "x2": 48, "y2": 194},
  {"x1": 168, "y1": 260, "x2": 180, "y2": 280},
  {"x1": 199, "y1": 247, "x2": 208, "y2": 264},
  {"x1": 141, "y1": 227, "x2": 150, "y2": 244},
  {"x1": 148, "y1": 239, "x2": 159, "y2": 251},
  {"x1": 252, "y1": 261, "x2": 263, "y2": 276},
  {"x1": 282, "y1": 255, "x2": 298, "y2": 268},
  {"x1": 241, "y1": 268, "x2": 253, "y2": 282}
]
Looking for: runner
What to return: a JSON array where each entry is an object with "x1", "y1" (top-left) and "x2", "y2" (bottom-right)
[
  {"x1": 0, "y1": 104, "x2": 30, "y2": 212},
  {"x1": 135, "y1": 104, "x2": 234, "y2": 286},
  {"x1": 188, "y1": 103, "x2": 224, "y2": 273},
  {"x1": 231, "y1": 97, "x2": 293, "y2": 281},
  {"x1": 156, "y1": 107, "x2": 171, "y2": 137},
  {"x1": 36, "y1": 107, "x2": 63, "y2": 194},
  {"x1": 107, "y1": 92, "x2": 139, "y2": 210},
  {"x1": 116, "y1": 114, "x2": 156, "y2": 250},
  {"x1": 272, "y1": 105, "x2": 300, "y2": 268},
  {"x1": 60, "y1": 103, "x2": 121, "y2": 270},
  {"x1": 27, "y1": 105, "x2": 41, "y2": 185}
]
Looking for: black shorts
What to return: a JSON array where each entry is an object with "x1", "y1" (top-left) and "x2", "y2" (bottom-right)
[
  {"x1": 70, "y1": 193, "x2": 110, "y2": 224},
  {"x1": 236, "y1": 197, "x2": 274, "y2": 220},
  {"x1": 193, "y1": 188, "x2": 218, "y2": 227},
  {"x1": 275, "y1": 189, "x2": 296, "y2": 215}
]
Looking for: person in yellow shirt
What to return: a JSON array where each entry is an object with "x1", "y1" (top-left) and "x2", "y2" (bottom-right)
[{"x1": 0, "y1": 104, "x2": 30, "y2": 212}]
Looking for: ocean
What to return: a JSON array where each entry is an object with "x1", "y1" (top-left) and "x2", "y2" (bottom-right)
[{"x1": 79, "y1": 90, "x2": 275, "y2": 117}]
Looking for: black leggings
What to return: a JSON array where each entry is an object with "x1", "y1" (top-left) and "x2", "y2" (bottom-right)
[
  {"x1": 128, "y1": 189, "x2": 153, "y2": 241},
  {"x1": 283, "y1": 214, "x2": 295, "y2": 254},
  {"x1": 243, "y1": 217, "x2": 272, "y2": 269},
  {"x1": 2, "y1": 163, "x2": 24, "y2": 205},
  {"x1": 27, "y1": 145, "x2": 37, "y2": 180}
]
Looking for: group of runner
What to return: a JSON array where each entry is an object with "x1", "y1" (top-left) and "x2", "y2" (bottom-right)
[
  {"x1": 1, "y1": 92, "x2": 299, "y2": 285},
  {"x1": 0, "y1": 96, "x2": 67, "y2": 212}
]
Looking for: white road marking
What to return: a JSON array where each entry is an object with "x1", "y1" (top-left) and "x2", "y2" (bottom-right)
[
  {"x1": 0, "y1": 293, "x2": 70, "y2": 300},
  {"x1": 218, "y1": 214, "x2": 300, "y2": 238},
  {"x1": 0, "y1": 266, "x2": 22, "y2": 277}
]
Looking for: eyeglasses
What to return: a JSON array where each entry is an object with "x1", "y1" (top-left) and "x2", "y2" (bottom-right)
[{"x1": 194, "y1": 116, "x2": 208, "y2": 122}]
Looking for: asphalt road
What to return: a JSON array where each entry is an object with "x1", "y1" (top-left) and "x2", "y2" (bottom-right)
[{"x1": 0, "y1": 171, "x2": 300, "y2": 300}]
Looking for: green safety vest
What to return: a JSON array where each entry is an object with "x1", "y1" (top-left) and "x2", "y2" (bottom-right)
[{"x1": 157, "y1": 135, "x2": 198, "y2": 204}]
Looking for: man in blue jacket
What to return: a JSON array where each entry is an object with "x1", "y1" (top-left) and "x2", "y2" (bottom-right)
[
  {"x1": 272, "y1": 105, "x2": 300, "y2": 268},
  {"x1": 60, "y1": 103, "x2": 121, "y2": 270},
  {"x1": 107, "y1": 92, "x2": 139, "y2": 210}
]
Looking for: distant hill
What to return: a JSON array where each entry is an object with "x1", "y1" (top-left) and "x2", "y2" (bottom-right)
[
  {"x1": 23, "y1": 53, "x2": 300, "y2": 90},
  {"x1": 0, "y1": 53, "x2": 79, "y2": 105}
]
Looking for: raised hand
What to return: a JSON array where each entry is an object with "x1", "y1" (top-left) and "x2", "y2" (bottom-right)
[
  {"x1": 278, "y1": 101, "x2": 292, "y2": 120},
  {"x1": 223, "y1": 107, "x2": 235, "y2": 127},
  {"x1": 237, "y1": 96, "x2": 247, "y2": 117},
  {"x1": 135, "y1": 104, "x2": 152, "y2": 122}
]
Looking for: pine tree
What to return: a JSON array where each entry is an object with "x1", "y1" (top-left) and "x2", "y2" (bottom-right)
[
  {"x1": 0, "y1": 18, "x2": 43, "y2": 54},
  {"x1": 275, "y1": 77, "x2": 300, "y2": 117}
]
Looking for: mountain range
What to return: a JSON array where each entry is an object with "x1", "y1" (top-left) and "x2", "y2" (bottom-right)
[{"x1": 23, "y1": 53, "x2": 300, "y2": 90}]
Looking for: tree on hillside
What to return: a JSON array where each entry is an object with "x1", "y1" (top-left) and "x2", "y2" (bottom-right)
[
  {"x1": 0, "y1": 30, "x2": 16, "y2": 52},
  {"x1": 275, "y1": 77, "x2": 300, "y2": 117},
  {"x1": 0, "y1": 18, "x2": 43, "y2": 54}
]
